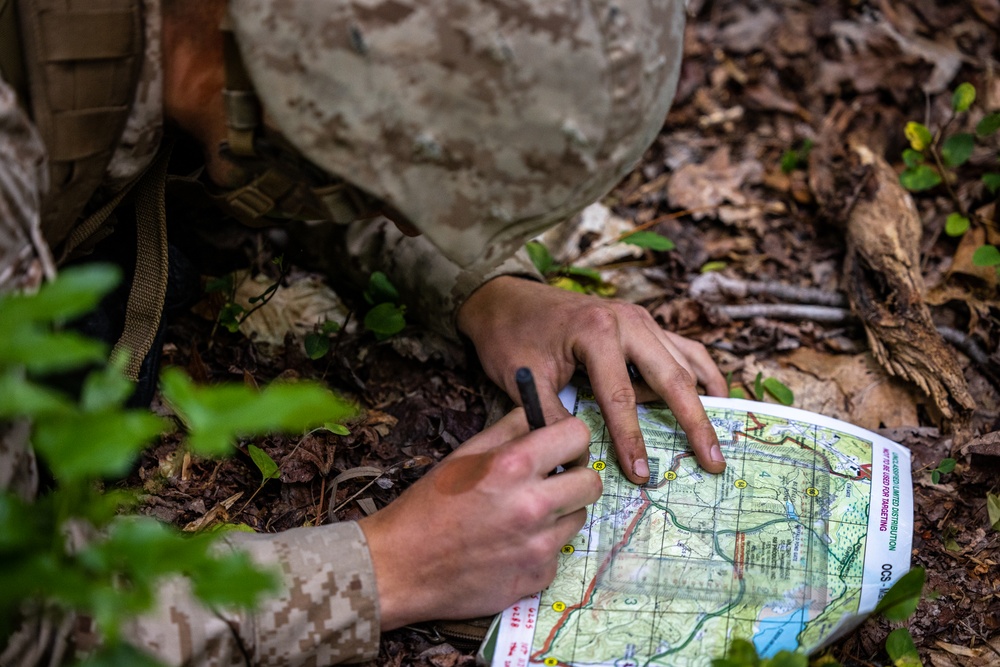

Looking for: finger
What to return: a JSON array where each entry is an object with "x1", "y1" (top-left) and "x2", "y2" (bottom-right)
[
  {"x1": 630, "y1": 344, "x2": 726, "y2": 475},
  {"x1": 663, "y1": 331, "x2": 728, "y2": 397},
  {"x1": 541, "y1": 466, "x2": 603, "y2": 515},
  {"x1": 574, "y1": 324, "x2": 649, "y2": 485},
  {"x1": 455, "y1": 409, "x2": 531, "y2": 455},
  {"x1": 552, "y1": 506, "x2": 590, "y2": 545},
  {"x1": 510, "y1": 416, "x2": 592, "y2": 476}
]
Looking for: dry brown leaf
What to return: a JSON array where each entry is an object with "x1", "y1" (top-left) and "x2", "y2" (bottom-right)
[
  {"x1": 667, "y1": 146, "x2": 763, "y2": 220},
  {"x1": 741, "y1": 349, "x2": 921, "y2": 430},
  {"x1": 233, "y1": 271, "x2": 347, "y2": 348},
  {"x1": 949, "y1": 226, "x2": 1000, "y2": 288}
]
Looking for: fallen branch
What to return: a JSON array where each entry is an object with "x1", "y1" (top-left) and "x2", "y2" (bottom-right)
[
  {"x1": 691, "y1": 272, "x2": 847, "y2": 307},
  {"x1": 709, "y1": 303, "x2": 852, "y2": 322}
]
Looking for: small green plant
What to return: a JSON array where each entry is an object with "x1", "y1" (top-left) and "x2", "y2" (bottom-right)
[
  {"x1": 0, "y1": 264, "x2": 357, "y2": 665},
  {"x1": 899, "y1": 82, "x2": 1000, "y2": 276},
  {"x1": 987, "y1": 492, "x2": 1000, "y2": 532},
  {"x1": 928, "y1": 457, "x2": 956, "y2": 484},
  {"x1": 752, "y1": 371, "x2": 794, "y2": 406},
  {"x1": 362, "y1": 271, "x2": 406, "y2": 339},
  {"x1": 780, "y1": 139, "x2": 815, "y2": 174},
  {"x1": 525, "y1": 226, "x2": 675, "y2": 296},
  {"x1": 526, "y1": 241, "x2": 615, "y2": 295},
  {"x1": 206, "y1": 255, "x2": 290, "y2": 334},
  {"x1": 304, "y1": 318, "x2": 342, "y2": 360}
]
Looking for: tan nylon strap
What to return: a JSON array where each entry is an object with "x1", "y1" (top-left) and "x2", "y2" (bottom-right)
[
  {"x1": 112, "y1": 139, "x2": 173, "y2": 381},
  {"x1": 39, "y1": 9, "x2": 138, "y2": 61},
  {"x1": 223, "y1": 167, "x2": 298, "y2": 220},
  {"x1": 56, "y1": 172, "x2": 140, "y2": 264}
]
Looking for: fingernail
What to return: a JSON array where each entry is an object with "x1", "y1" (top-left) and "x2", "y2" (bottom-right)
[
  {"x1": 633, "y1": 459, "x2": 649, "y2": 479},
  {"x1": 710, "y1": 444, "x2": 725, "y2": 463}
]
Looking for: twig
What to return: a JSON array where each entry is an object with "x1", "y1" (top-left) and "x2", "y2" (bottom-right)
[
  {"x1": 936, "y1": 326, "x2": 991, "y2": 366},
  {"x1": 709, "y1": 303, "x2": 853, "y2": 322},
  {"x1": 690, "y1": 273, "x2": 848, "y2": 307}
]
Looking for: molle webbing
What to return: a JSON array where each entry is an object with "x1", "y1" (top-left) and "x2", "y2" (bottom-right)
[{"x1": 17, "y1": 0, "x2": 143, "y2": 252}]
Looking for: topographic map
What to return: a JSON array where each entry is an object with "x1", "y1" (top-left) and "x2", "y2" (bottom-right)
[{"x1": 492, "y1": 388, "x2": 913, "y2": 667}]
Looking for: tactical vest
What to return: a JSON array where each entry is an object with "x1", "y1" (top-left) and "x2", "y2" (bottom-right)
[{"x1": 0, "y1": 0, "x2": 145, "y2": 254}]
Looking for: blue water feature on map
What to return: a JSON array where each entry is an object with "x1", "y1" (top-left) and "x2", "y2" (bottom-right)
[
  {"x1": 752, "y1": 605, "x2": 808, "y2": 657},
  {"x1": 785, "y1": 501, "x2": 799, "y2": 521}
]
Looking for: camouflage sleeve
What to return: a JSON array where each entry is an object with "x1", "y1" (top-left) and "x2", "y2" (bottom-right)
[
  {"x1": 0, "y1": 74, "x2": 55, "y2": 293},
  {"x1": 305, "y1": 216, "x2": 544, "y2": 341},
  {"x1": 125, "y1": 522, "x2": 380, "y2": 666}
]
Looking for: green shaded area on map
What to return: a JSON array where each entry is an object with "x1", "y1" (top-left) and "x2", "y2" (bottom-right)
[{"x1": 531, "y1": 393, "x2": 873, "y2": 667}]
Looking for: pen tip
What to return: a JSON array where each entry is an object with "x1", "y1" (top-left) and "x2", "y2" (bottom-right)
[{"x1": 515, "y1": 367, "x2": 532, "y2": 383}]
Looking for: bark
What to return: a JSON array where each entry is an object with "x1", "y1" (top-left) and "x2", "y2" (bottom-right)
[{"x1": 810, "y1": 104, "x2": 975, "y2": 422}]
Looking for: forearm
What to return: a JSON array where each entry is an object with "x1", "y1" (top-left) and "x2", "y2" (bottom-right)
[
  {"x1": 298, "y1": 217, "x2": 543, "y2": 341},
  {"x1": 126, "y1": 522, "x2": 380, "y2": 666}
]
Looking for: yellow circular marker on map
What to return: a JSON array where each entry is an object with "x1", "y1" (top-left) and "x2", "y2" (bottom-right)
[
  {"x1": 561, "y1": 545, "x2": 575, "y2": 555},
  {"x1": 544, "y1": 658, "x2": 559, "y2": 666},
  {"x1": 664, "y1": 471, "x2": 677, "y2": 481},
  {"x1": 593, "y1": 461, "x2": 606, "y2": 471},
  {"x1": 807, "y1": 487, "x2": 820, "y2": 496},
  {"x1": 734, "y1": 479, "x2": 748, "y2": 488},
  {"x1": 552, "y1": 601, "x2": 566, "y2": 612}
]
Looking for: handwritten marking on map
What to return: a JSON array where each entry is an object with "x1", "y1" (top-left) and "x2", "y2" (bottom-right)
[{"x1": 493, "y1": 389, "x2": 913, "y2": 667}]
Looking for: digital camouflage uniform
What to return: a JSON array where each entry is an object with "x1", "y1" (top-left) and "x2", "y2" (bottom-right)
[{"x1": 0, "y1": 0, "x2": 686, "y2": 664}]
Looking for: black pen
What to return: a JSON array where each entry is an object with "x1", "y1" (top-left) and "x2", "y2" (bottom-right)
[{"x1": 516, "y1": 367, "x2": 546, "y2": 430}]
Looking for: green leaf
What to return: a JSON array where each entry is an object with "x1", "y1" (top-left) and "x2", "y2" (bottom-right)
[
  {"x1": 322, "y1": 422, "x2": 351, "y2": 436},
  {"x1": 188, "y1": 549, "x2": 279, "y2": 608},
  {"x1": 363, "y1": 302, "x2": 406, "y2": 339},
  {"x1": 0, "y1": 264, "x2": 120, "y2": 326},
  {"x1": 526, "y1": 241, "x2": 555, "y2": 275},
  {"x1": 0, "y1": 370, "x2": 73, "y2": 418},
  {"x1": 723, "y1": 638, "x2": 760, "y2": 666},
  {"x1": 972, "y1": 244, "x2": 1000, "y2": 267},
  {"x1": 320, "y1": 320, "x2": 341, "y2": 335},
  {"x1": 762, "y1": 377, "x2": 794, "y2": 405},
  {"x1": 218, "y1": 302, "x2": 244, "y2": 333},
  {"x1": 901, "y1": 149, "x2": 924, "y2": 168},
  {"x1": 780, "y1": 149, "x2": 799, "y2": 174},
  {"x1": 33, "y1": 410, "x2": 167, "y2": 480},
  {"x1": 304, "y1": 333, "x2": 330, "y2": 360},
  {"x1": 729, "y1": 387, "x2": 747, "y2": 400},
  {"x1": 622, "y1": 230, "x2": 676, "y2": 252},
  {"x1": 986, "y1": 492, "x2": 1000, "y2": 531},
  {"x1": 983, "y1": 173, "x2": 1000, "y2": 194},
  {"x1": 701, "y1": 261, "x2": 728, "y2": 273},
  {"x1": 80, "y1": 351, "x2": 133, "y2": 412},
  {"x1": 160, "y1": 369, "x2": 357, "y2": 457},
  {"x1": 766, "y1": 652, "x2": 808, "y2": 667},
  {"x1": 81, "y1": 642, "x2": 167, "y2": 667},
  {"x1": 899, "y1": 165, "x2": 942, "y2": 191},
  {"x1": 248, "y1": 444, "x2": 280, "y2": 480},
  {"x1": 753, "y1": 372, "x2": 764, "y2": 401},
  {"x1": 364, "y1": 271, "x2": 400, "y2": 305},
  {"x1": 944, "y1": 213, "x2": 970, "y2": 237},
  {"x1": 904, "y1": 122, "x2": 933, "y2": 151},
  {"x1": 204, "y1": 274, "x2": 233, "y2": 294},
  {"x1": 563, "y1": 265, "x2": 603, "y2": 283},
  {"x1": 885, "y1": 627, "x2": 921, "y2": 667},
  {"x1": 931, "y1": 470, "x2": 941, "y2": 484},
  {"x1": 941, "y1": 133, "x2": 975, "y2": 167},
  {"x1": 952, "y1": 82, "x2": 976, "y2": 112},
  {"x1": 874, "y1": 566, "x2": 925, "y2": 621},
  {"x1": 0, "y1": 326, "x2": 107, "y2": 374},
  {"x1": 936, "y1": 458, "x2": 956, "y2": 474},
  {"x1": 552, "y1": 276, "x2": 589, "y2": 293},
  {"x1": 976, "y1": 112, "x2": 1000, "y2": 137}
]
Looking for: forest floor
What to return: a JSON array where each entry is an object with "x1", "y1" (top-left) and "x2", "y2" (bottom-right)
[{"x1": 138, "y1": 1, "x2": 999, "y2": 665}]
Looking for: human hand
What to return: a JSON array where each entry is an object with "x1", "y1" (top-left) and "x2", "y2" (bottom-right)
[
  {"x1": 456, "y1": 276, "x2": 728, "y2": 485},
  {"x1": 358, "y1": 410, "x2": 600, "y2": 630}
]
